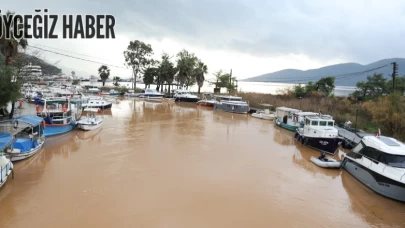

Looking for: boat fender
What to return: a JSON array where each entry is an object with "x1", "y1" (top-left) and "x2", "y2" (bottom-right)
[
  {"x1": 42, "y1": 120, "x2": 46, "y2": 129},
  {"x1": 300, "y1": 137, "x2": 305, "y2": 145},
  {"x1": 304, "y1": 138, "x2": 308, "y2": 145},
  {"x1": 13, "y1": 120, "x2": 18, "y2": 129}
]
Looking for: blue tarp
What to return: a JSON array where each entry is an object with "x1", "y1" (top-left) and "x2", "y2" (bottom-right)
[
  {"x1": 0, "y1": 132, "x2": 13, "y2": 151},
  {"x1": 13, "y1": 115, "x2": 44, "y2": 126},
  {"x1": 13, "y1": 138, "x2": 33, "y2": 152}
]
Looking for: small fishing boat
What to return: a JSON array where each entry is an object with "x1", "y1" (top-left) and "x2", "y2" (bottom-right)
[
  {"x1": 196, "y1": 93, "x2": 217, "y2": 107},
  {"x1": 0, "y1": 132, "x2": 14, "y2": 188},
  {"x1": 295, "y1": 114, "x2": 342, "y2": 155},
  {"x1": 213, "y1": 95, "x2": 250, "y2": 114},
  {"x1": 173, "y1": 90, "x2": 200, "y2": 103},
  {"x1": 274, "y1": 107, "x2": 301, "y2": 131},
  {"x1": 0, "y1": 116, "x2": 46, "y2": 161},
  {"x1": 251, "y1": 104, "x2": 276, "y2": 120},
  {"x1": 37, "y1": 97, "x2": 82, "y2": 137},
  {"x1": 77, "y1": 109, "x2": 103, "y2": 131},
  {"x1": 138, "y1": 88, "x2": 165, "y2": 101},
  {"x1": 310, "y1": 156, "x2": 341, "y2": 168}
]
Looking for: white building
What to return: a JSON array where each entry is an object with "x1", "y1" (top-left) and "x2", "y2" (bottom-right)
[{"x1": 21, "y1": 62, "x2": 42, "y2": 77}]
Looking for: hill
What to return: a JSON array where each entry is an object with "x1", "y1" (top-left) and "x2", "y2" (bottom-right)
[
  {"x1": 244, "y1": 58, "x2": 405, "y2": 86},
  {"x1": 0, "y1": 53, "x2": 62, "y2": 75},
  {"x1": 21, "y1": 54, "x2": 62, "y2": 75}
]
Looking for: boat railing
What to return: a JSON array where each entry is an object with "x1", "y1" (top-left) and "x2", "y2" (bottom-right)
[
  {"x1": 0, "y1": 161, "x2": 12, "y2": 183},
  {"x1": 358, "y1": 154, "x2": 405, "y2": 182}
]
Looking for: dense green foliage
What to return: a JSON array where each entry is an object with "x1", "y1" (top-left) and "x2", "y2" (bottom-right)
[
  {"x1": 352, "y1": 73, "x2": 405, "y2": 101},
  {"x1": 98, "y1": 65, "x2": 110, "y2": 86},
  {"x1": 124, "y1": 40, "x2": 154, "y2": 89},
  {"x1": 289, "y1": 76, "x2": 336, "y2": 98}
]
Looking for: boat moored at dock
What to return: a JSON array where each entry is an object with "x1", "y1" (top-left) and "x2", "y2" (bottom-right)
[
  {"x1": 37, "y1": 98, "x2": 82, "y2": 137},
  {"x1": 295, "y1": 114, "x2": 342, "y2": 155},
  {"x1": 0, "y1": 116, "x2": 46, "y2": 162},
  {"x1": 274, "y1": 107, "x2": 301, "y2": 131},
  {"x1": 252, "y1": 104, "x2": 276, "y2": 120},
  {"x1": 173, "y1": 90, "x2": 200, "y2": 103},
  {"x1": 0, "y1": 132, "x2": 14, "y2": 188},
  {"x1": 342, "y1": 135, "x2": 405, "y2": 202},
  {"x1": 138, "y1": 88, "x2": 165, "y2": 101},
  {"x1": 213, "y1": 95, "x2": 250, "y2": 114},
  {"x1": 77, "y1": 109, "x2": 103, "y2": 131},
  {"x1": 196, "y1": 93, "x2": 217, "y2": 107}
]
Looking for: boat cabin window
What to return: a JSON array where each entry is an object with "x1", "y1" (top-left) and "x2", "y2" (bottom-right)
[
  {"x1": 311, "y1": 121, "x2": 318, "y2": 126},
  {"x1": 319, "y1": 121, "x2": 327, "y2": 126},
  {"x1": 328, "y1": 122, "x2": 334, "y2": 126},
  {"x1": 305, "y1": 119, "x2": 310, "y2": 125},
  {"x1": 357, "y1": 146, "x2": 405, "y2": 168}
]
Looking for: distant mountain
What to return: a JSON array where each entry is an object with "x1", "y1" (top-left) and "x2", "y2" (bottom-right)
[{"x1": 244, "y1": 58, "x2": 405, "y2": 86}]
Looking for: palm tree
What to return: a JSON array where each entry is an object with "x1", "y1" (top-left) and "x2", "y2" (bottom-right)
[
  {"x1": 98, "y1": 65, "x2": 110, "y2": 86},
  {"x1": 195, "y1": 60, "x2": 208, "y2": 94},
  {"x1": 0, "y1": 11, "x2": 28, "y2": 118},
  {"x1": 113, "y1": 76, "x2": 121, "y2": 86}
]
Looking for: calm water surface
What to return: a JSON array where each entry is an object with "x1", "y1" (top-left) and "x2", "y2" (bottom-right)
[{"x1": 1, "y1": 100, "x2": 404, "y2": 228}]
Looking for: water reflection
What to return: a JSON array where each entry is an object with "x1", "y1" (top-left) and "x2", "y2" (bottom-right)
[{"x1": 341, "y1": 172, "x2": 405, "y2": 227}]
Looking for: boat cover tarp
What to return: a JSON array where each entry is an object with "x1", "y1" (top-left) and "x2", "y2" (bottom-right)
[
  {"x1": 13, "y1": 138, "x2": 33, "y2": 152},
  {"x1": 0, "y1": 132, "x2": 13, "y2": 151},
  {"x1": 13, "y1": 116, "x2": 43, "y2": 126}
]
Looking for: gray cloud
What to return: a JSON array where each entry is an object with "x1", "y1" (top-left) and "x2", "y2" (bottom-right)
[{"x1": 3, "y1": 0, "x2": 405, "y2": 64}]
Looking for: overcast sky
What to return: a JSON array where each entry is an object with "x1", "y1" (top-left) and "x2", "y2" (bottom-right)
[{"x1": 3, "y1": 0, "x2": 405, "y2": 79}]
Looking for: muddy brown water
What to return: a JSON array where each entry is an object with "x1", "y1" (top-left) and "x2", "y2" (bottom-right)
[{"x1": 1, "y1": 100, "x2": 404, "y2": 228}]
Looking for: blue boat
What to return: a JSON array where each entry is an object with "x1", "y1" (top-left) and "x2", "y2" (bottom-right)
[
  {"x1": 36, "y1": 97, "x2": 82, "y2": 137},
  {"x1": 0, "y1": 116, "x2": 46, "y2": 161},
  {"x1": 0, "y1": 132, "x2": 14, "y2": 188}
]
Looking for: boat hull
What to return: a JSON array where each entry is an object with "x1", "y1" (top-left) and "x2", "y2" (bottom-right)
[
  {"x1": 78, "y1": 123, "x2": 102, "y2": 131},
  {"x1": 310, "y1": 156, "x2": 341, "y2": 168},
  {"x1": 274, "y1": 118, "x2": 297, "y2": 131},
  {"x1": 296, "y1": 133, "x2": 342, "y2": 155},
  {"x1": 7, "y1": 140, "x2": 45, "y2": 162},
  {"x1": 196, "y1": 101, "x2": 215, "y2": 107},
  {"x1": 175, "y1": 97, "x2": 200, "y2": 103},
  {"x1": 43, "y1": 125, "x2": 74, "y2": 137},
  {"x1": 213, "y1": 103, "x2": 249, "y2": 114},
  {"x1": 342, "y1": 158, "x2": 405, "y2": 202},
  {"x1": 0, "y1": 159, "x2": 13, "y2": 189},
  {"x1": 83, "y1": 103, "x2": 112, "y2": 110},
  {"x1": 252, "y1": 113, "x2": 275, "y2": 120}
]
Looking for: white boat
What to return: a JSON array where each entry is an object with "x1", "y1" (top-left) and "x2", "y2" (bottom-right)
[
  {"x1": 77, "y1": 111, "x2": 103, "y2": 131},
  {"x1": 1, "y1": 116, "x2": 46, "y2": 162},
  {"x1": 139, "y1": 88, "x2": 165, "y2": 101},
  {"x1": 310, "y1": 156, "x2": 341, "y2": 168},
  {"x1": 342, "y1": 135, "x2": 405, "y2": 202},
  {"x1": 0, "y1": 132, "x2": 14, "y2": 188},
  {"x1": 295, "y1": 114, "x2": 342, "y2": 155},
  {"x1": 252, "y1": 104, "x2": 276, "y2": 120},
  {"x1": 173, "y1": 90, "x2": 200, "y2": 103},
  {"x1": 81, "y1": 96, "x2": 112, "y2": 109}
]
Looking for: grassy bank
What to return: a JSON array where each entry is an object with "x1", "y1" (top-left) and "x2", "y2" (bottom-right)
[{"x1": 233, "y1": 91, "x2": 405, "y2": 141}]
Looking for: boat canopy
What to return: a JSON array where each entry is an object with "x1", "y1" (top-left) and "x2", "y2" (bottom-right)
[
  {"x1": 13, "y1": 116, "x2": 44, "y2": 126},
  {"x1": 0, "y1": 132, "x2": 13, "y2": 151}
]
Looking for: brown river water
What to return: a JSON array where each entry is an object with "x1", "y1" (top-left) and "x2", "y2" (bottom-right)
[{"x1": 1, "y1": 99, "x2": 405, "y2": 228}]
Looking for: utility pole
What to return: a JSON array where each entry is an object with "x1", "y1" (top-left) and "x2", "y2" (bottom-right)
[
  {"x1": 229, "y1": 69, "x2": 232, "y2": 95},
  {"x1": 391, "y1": 62, "x2": 398, "y2": 92}
]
